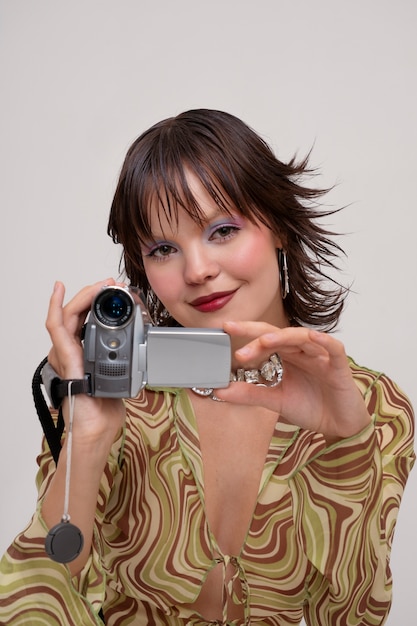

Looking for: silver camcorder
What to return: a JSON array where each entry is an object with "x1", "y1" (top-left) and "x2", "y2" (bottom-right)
[{"x1": 83, "y1": 286, "x2": 231, "y2": 397}]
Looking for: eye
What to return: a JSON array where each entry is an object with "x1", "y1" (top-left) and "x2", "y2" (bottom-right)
[
  {"x1": 209, "y1": 223, "x2": 240, "y2": 241},
  {"x1": 145, "y1": 243, "x2": 177, "y2": 259}
]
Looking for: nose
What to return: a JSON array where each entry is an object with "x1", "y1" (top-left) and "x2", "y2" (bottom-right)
[{"x1": 183, "y1": 244, "x2": 220, "y2": 285}]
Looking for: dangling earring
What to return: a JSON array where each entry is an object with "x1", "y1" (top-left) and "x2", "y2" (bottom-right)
[
  {"x1": 146, "y1": 289, "x2": 171, "y2": 326},
  {"x1": 278, "y1": 249, "x2": 290, "y2": 299}
]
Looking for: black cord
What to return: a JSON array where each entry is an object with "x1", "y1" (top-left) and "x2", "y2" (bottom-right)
[{"x1": 32, "y1": 357, "x2": 64, "y2": 465}]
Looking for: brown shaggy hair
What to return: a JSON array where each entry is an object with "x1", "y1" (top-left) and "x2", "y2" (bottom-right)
[{"x1": 108, "y1": 109, "x2": 347, "y2": 331}]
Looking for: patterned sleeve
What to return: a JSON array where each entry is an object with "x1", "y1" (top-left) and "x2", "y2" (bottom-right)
[
  {"x1": 290, "y1": 364, "x2": 415, "y2": 626},
  {"x1": 0, "y1": 429, "x2": 124, "y2": 625}
]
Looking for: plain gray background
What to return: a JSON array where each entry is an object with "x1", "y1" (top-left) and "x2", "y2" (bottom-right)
[{"x1": 1, "y1": 2, "x2": 416, "y2": 624}]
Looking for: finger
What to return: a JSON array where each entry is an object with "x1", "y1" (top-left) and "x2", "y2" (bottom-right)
[
  {"x1": 61, "y1": 278, "x2": 117, "y2": 321},
  {"x1": 257, "y1": 330, "x2": 349, "y2": 380},
  {"x1": 225, "y1": 321, "x2": 322, "y2": 352},
  {"x1": 46, "y1": 282, "x2": 82, "y2": 376},
  {"x1": 46, "y1": 280, "x2": 89, "y2": 344},
  {"x1": 223, "y1": 320, "x2": 284, "y2": 365},
  {"x1": 308, "y1": 330, "x2": 348, "y2": 369},
  {"x1": 45, "y1": 281, "x2": 66, "y2": 339},
  {"x1": 223, "y1": 320, "x2": 278, "y2": 340},
  {"x1": 228, "y1": 326, "x2": 327, "y2": 365}
]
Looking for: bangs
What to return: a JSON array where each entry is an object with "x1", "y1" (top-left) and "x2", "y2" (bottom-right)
[
  {"x1": 135, "y1": 160, "x2": 238, "y2": 244},
  {"x1": 123, "y1": 117, "x2": 265, "y2": 245}
]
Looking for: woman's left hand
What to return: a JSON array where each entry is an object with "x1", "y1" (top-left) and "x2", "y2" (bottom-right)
[{"x1": 216, "y1": 321, "x2": 372, "y2": 443}]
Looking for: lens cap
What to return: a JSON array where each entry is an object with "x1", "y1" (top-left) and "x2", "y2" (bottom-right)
[{"x1": 45, "y1": 521, "x2": 84, "y2": 563}]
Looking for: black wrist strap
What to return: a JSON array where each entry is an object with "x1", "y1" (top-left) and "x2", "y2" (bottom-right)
[
  {"x1": 52, "y1": 377, "x2": 91, "y2": 405},
  {"x1": 41, "y1": 361, "x2": 91, "y2": 409}
]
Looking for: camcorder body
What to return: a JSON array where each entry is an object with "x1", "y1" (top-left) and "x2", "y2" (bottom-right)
[{"x1": 83, "y1": 286, "x2": 231, "y2": 398}]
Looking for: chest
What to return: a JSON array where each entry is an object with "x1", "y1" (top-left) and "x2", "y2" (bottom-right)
[
  {"x1": 103, "y1": 397, "x2": 313, "y2": 617},
  {"x1": 194, "y1": 402, "x2": 280, "y2": 554}
]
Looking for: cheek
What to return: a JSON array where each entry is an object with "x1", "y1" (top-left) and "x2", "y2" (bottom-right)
[
  {"x1": 231, "y1": 234, "x2": 278, "y2": 276},
  {"x1": 144, "y1": 264, "x2": 181, "y2": 304}
]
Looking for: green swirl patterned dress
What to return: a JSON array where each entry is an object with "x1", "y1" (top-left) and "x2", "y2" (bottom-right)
[{"x1": 0, "y1": 359, "x2": 415, "y2": 625}]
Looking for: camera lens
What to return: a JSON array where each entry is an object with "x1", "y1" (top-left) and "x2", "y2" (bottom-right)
[{"x1": 94, "y1": 288, "x2": 133, "y2": 327}]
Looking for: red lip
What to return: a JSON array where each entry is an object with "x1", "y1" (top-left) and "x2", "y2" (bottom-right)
[{"x1": 190, "y1": 290, "x2": 237, "y2": 312}]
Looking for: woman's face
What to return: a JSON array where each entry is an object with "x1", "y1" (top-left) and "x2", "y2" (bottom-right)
[{"x1": 140, "y1": 172, "x2": 288, "y2": 332}]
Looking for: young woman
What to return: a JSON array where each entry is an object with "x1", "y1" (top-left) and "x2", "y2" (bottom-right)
[{"x1": 0, "y1": 109, "x2": 414, "y2": 625}]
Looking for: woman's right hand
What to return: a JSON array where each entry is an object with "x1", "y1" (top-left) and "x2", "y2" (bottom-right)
[
  {"x1": 45, "y1": 279, "x2": 126, "y2": 444},
  {"x1": 42, "y1": 280, "x2": 127, "y2": 574}
]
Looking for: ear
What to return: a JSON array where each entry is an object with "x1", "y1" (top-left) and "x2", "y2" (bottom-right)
[{"x1": 273, "y1": 232, "x2": 286, "y2": 250}]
